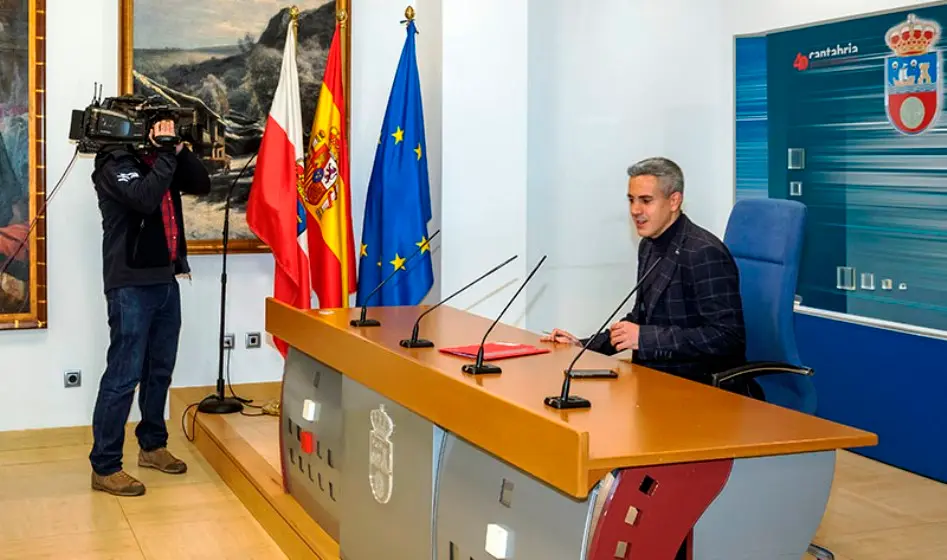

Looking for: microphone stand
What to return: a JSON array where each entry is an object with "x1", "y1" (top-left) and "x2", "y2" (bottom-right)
[
  {"x1": 399, "y1": 254, "x2": 518, "y2": 348},
  {"x1": 350, "y1": 229, "x2": 441, "y2": 327},
  {"x1": 544, "y1": 256, "x2": 664, "y2": 410},
  {"x1": 461, "y1": 255, "x2": 547, "y2": 375},
  {"x1": 199, "y1": 153, "x2": 258, "y2": 415}
]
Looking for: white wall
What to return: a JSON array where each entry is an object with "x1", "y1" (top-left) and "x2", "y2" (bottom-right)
[
  {"x1": 439, "y1": 1, "x2": 531, "y2": 324},
  {"x1": 523, "y1": 0, "x2": 733, "y2": 336},
  {"x1": 725, "y1": 0, "x2": 937, "y2": 34}
]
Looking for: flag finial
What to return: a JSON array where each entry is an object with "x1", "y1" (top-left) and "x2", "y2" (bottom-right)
[
  {"x1": 404, "y1": 6, "x2": 415, "y2": 21},
  {"x1": 289, "y1": 5, "x2": 299, "y2": 40}
]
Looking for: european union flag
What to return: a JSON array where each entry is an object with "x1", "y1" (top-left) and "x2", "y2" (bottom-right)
[{"x1": 356, "y1": 20, "x2": 433, "y2": 306}]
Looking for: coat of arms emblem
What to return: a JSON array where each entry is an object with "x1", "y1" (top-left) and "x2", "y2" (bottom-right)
[
  {"x1": 368, "y1": 404, "x2": 394, "y2": 504},
  {"x1": 885, "y1": 14, "x2": 942, "y2": 134}
]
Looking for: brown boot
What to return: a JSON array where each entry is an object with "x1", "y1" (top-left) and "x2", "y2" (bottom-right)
[
  {"x1": 92, "y1": 470, "x2": 146, "y2": 497},
  {"x1": 138, "y1": 447, "x2": 188, "y2": 474}
]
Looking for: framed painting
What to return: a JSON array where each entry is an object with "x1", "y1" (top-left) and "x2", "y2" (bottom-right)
[
  {"x1": 118, "y1": 0, "x2": 351, "y2": 255},
  {"x1": 0, "y1": 0, "x2": 47, "y2": 331}
]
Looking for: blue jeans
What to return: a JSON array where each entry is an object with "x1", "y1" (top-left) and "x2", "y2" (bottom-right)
[{"x1": 90, "y1": 281, "x2": 181, "y2": 476}]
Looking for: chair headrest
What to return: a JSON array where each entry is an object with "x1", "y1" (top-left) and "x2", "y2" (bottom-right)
[{"x1": 724, "y1": 199, "x2": 806, "y2": 265}]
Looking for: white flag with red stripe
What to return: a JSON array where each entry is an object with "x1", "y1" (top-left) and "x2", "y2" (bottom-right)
[{"x1": 246, "y1": 16, "x2": 311, "y2": 356}]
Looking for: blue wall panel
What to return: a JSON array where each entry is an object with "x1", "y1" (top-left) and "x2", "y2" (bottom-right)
[
  {"x1": 737, "y1": 7, "x2": 947, "y2": 332},
  {"x1": 795, "y1": 311, "x2": 947, "y2": 483},
  {"x1": 737, "y1": 7, "x2": 947, "y2": 483}
]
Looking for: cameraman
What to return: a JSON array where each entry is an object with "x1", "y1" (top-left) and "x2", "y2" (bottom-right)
[{"x1": 89, "y1": 119, "x2": 210, "y2": 497}]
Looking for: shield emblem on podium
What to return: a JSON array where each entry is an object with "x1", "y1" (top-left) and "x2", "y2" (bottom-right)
[{"x1": 369, "y1": 405, "x2": 394, "y2": 504}]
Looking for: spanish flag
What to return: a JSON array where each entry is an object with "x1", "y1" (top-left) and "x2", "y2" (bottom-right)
[{"x1": 301, "y1": 22, "x2": 357, "y2": 308}]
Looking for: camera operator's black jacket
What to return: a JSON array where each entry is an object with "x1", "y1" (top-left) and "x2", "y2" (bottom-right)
[{"x1": 91, "y1": 145, "x2": 211, "y2": 292}]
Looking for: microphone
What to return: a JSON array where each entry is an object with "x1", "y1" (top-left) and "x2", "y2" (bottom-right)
[
  {"x1": 462, "y1": 255, "x2": 547, "y2": 375},
  {"x1": 350, "y1": 229, "x2": 441, "y2": 327},
  {"x1": 544, "y1": 256, "x2": 664, "y2": 410},
  {"x1": 400, "y1": 254, "x2": 518, "y2": 348}
]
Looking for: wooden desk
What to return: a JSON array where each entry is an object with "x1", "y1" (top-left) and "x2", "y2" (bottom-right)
[
  {"x1": 267, "y1": 300, "x2": 875, "y2": 493},
  {"x1": 266, "y1": 299, "x2": 877, "y2": 559}
]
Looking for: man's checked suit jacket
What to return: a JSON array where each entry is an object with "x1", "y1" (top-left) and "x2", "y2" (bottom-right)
[{"x1": 584, "y1": 214, "x2": 746, "y2": 381}]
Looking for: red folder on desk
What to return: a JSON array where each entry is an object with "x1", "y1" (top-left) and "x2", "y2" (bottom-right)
[{"x1": 439, "y1": 342, "x2": 550, "y2": 361}]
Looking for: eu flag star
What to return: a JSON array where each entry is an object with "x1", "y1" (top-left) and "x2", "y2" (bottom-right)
[
  {"x1": 390, "y1": 253, "x2": 406, "y2": 271},
  {"x1": 416, "y1": 236, "x2": 430, "y2": 254},
  {"x1": 361, "y1": 243, "x2": 368, "y2": 257},
  {"x1": 414, "y1": 143, "x2": 422, "y2": 160},
  {"x1": 391, "y1": 126, "x2": 404, "y2": 144}
]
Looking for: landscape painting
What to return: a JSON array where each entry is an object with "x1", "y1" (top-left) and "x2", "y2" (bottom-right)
[
  {"x1": 0, "y1": 0, "x2": 47, "y2": 331},
  {"x1": 119, "y1": 0, "x2": 350, "y2": 254}
]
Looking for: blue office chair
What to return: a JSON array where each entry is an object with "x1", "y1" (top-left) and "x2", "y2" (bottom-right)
[{"x1": 711, "y1": 198, "x2": 833, "y2": 560}]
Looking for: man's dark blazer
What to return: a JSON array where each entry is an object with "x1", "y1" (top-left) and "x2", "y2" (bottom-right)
[{"x1": 584, "y1": 214, "x2": 746, "y2": 381}]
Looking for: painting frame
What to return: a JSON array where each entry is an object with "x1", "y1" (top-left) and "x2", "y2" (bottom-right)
[
  {"x1": 117, "y1": 0, "x2": 352, "y2": 255},
  {"x1": 0, "y1": 0, "x2": 47, "y2": 331}
]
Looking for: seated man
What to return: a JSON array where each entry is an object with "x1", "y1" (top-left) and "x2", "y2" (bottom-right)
[{"x1": 542, "y1": 157, "x2": 746, "y2": 384}]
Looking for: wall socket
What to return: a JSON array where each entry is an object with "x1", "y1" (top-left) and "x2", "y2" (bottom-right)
[
  {"x1": 64, "y1": 370, "x2": 82, "y2": 388},
  {"x1": 246, "y1": 332, "x2": 262, "y2": 349},
  {"x1": 223, "y1": 333, "x2": 235, "y2": 349}
]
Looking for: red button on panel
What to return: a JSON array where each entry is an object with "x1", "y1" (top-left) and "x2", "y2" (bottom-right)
[{"x1": 301, "y1": 431, "x2": 315, "y2": 454}]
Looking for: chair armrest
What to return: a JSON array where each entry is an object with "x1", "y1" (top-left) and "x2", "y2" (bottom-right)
[{"x1": 710, "y1": 361, "x2": 814, "y2": 388}]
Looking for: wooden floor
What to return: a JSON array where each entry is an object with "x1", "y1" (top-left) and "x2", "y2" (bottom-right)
[
  {"x1": 1, "y1": 383, "x2": 946, "y2": 559},
  {"x1": 0, "y1": 402, "x2": 285, "y2": 558}
]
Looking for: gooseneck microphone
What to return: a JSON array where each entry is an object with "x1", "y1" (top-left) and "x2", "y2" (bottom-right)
[
  {"x1": 544, "y1": 256, "x2": 664, "y2": 409},
  {"x1": 400, "y1": 254, "x2": 518, "y2": 348},
  {"x1": 462, "y1": 255, "x2": 547, "y2": 375},
  {"x1": 350, "y1": 229, "x2": 441, "y2": 327}
]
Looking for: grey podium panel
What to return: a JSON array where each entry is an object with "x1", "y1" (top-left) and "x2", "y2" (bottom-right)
[
  {"x1": 281, "y1": 347, "x2": 345, "y2": 541},
  {"x1": 339, "y1": 377, "x2": 441, "y2": 560},
  {"x1": 693, "y1": 451, "x2": 836, "y2": 558},
  {"x1": 434, "y1": 433, "x2": 600, "y2": 560}
]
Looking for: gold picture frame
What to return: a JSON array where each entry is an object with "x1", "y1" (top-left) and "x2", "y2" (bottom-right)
[
  {"x1": 0, "y1": 0, "x2": 47, "y2": 330},
  {"x1": 118, "y1": 0, "x2": 351, "y2": 255}
]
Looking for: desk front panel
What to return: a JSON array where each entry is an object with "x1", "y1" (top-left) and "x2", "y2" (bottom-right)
[
  {"x1": 338, "y1": 378, "x2": 440, "y2": 560},
  {"x1": 281, "y1": 348, "x2": 345, "y2": 541},
  {"x1": 278, "y1": 336, "x2": 840, "y2": 559}
]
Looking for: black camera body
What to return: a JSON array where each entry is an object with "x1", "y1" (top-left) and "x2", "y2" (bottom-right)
[{"x1": 69, "y1": 93, "x2": 204, "y2": 154}]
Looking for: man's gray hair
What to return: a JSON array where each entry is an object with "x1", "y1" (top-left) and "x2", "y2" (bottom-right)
[{"x1": 626, "y1": 157, "x2": 684, "y2": 198}]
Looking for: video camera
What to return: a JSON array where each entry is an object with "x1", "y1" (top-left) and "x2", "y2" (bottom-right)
[{"x1": 68, "y1": 85, "x2": 205, "y2": 155}]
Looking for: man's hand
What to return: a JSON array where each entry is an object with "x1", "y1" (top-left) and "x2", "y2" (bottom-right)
[
  {"x1": 540, "y1": 328, "x2": 581, "y2": 346},
  {"x1": 609, "y1": 320, "x2": 640, "y2": 351},
  {"x1": 149, "y1": 119, "x2": 184, "y2": 154}
]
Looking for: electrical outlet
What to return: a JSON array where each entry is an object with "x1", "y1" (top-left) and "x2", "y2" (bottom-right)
[
  {"x1": 223, "y1": 334, "x2": 235, "y2": 349},
  {"x1": 246, "y1": 332, "x2": 262, "y2": 349},
  {"x1": 64, "y1": 370, "x2": 82, "y2": 388}
]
